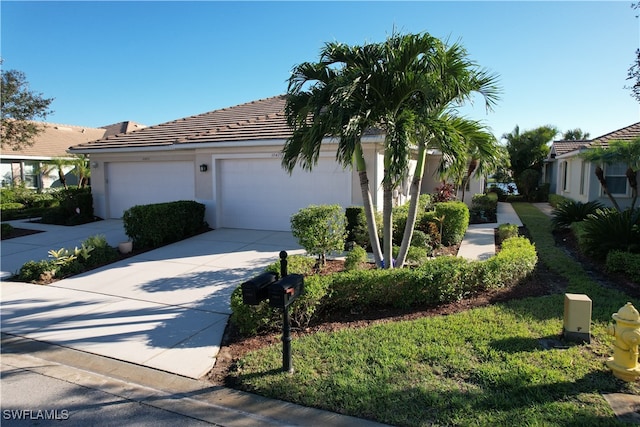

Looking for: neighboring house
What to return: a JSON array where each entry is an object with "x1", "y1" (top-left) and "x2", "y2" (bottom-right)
[
  {"x1": 544, "y1": 122, "x2": 640, "y2": 210},
  {"x1": 69, "y1": 95, "x2": 482, "y2": 231},
  {"x1": 1, "y1": 121, "x2": 145, "y2": 190}
]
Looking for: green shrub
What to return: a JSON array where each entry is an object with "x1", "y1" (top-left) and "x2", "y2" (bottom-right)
[
  {"x1": 39, "y1": 187, "x2": 94, "y2": 225},
  {"x1": 290, "y1": 204, "x2": 346, "y2": 265},
  {"x1": 345, "y1": 245, "x2": 368, "y2": 271},
  {"x1": 264, "y1": 254, "x2": 316, "y2": 276},
  {"x1": 497, "y1": 223, "x2": 519, "y2": 244},
  {"x1": 123, "y1": 200, "x2": 206, "y2": 248},
  {"x1": 606, "y1": 250, "x2": 640, "y2": 283},
  {"x1": 434, "y1": 201, "x2": 469, "y2": 246},
  {"x1": 469, "y1": 193, "x2": 498, "y2": 223},
  {"x1": 2, "y1": 223, "x2": 14, "y2": 236},
  {"x1": 409, "y1": 230, "x2": 429, "y2": 248},
  {"x1": 548, "y1": 193, "x2": 570, "y2": 208},
  {"x1": 550, "y1": 200, "x2": 604, "y2": 229},
  {"x1": 81, "y1": 235, "x2": 120, "y2": 268},
  {"x1": 16, "y1": 260, "x2": 57, "y2": 283},
  {"x1": 1, "y1": 202, "x2": 25, "y2": 210},
  {"x1": 230, "y1": 266, "x2": 331, "y2": 335},
  {"x1": 229, "y1": 287, "x2": 279, "y2": 336},
  {"x1": 345, "y1": 206, "x2": 370, "y2": 249},
  {"x1": 579, "y1": 208, "x2": 640, "y2": 259},
  {"x1": 487, "y1": 185, "x2": 507, "y2": 201},
  {"x1": 230, "y1": 235, "x2": 538, "y2": 336}
]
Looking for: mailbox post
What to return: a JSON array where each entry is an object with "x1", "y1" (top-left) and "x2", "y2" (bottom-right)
[
  {"x1": 268, "y1": 251, "x2": 304, "y2": 373},
  {"x1": 240, "y1": 251, "x2": 303, "y2": 374}
]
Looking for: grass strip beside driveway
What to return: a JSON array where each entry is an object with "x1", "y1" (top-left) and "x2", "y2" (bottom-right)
[{"x1": 231, "y1": 203, "x2": 639, "y2": 426}]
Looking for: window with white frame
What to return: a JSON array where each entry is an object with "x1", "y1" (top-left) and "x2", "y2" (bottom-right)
[
  {"x1": 579, "y1": 160, "x2": 586, "y2": 195},
  {"x1": 604, "y1": 162, "x2": 628, "y2": 196},
  {"x1": 561, "y1": 161, "x2": 569, "y2": 192},
  {"x1": 23, "y1": 162, "x2": 39, "y2": 189}
]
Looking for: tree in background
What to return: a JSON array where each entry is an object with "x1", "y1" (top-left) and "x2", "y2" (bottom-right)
[
  {"x1": 1, "y1": 65, "x2": 54, "y2": 150},
  {"x1": 502, "y1": 125, "x2": 558, "y2": 194},
  {"x1": 562, "y1": 128, "x2": 590, "y2": 140},
  {"x1": 626, "y1": 3, "x2": 640, "y2": 103}
]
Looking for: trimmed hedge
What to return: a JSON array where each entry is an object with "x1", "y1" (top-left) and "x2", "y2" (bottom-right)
[
  {"x1": 123, "y1": 200, "x2": 206, "y2": 248},
  {"x1": 434, "y1": 201, "x2": 469, "y2": 246},
  {"x1": 230, "y1": 236, "x2": 537, "y2": 336},
  {"x1": 41, "y1": 187, "x2": 94, "y2": 225},
  {"x1": 606, "y1": 250, "x2": 640, "y2": 283}
]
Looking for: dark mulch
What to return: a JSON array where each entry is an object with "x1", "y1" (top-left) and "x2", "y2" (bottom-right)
[{"x1": 1, "y1": 227, "x2": 44, "y2": 240}]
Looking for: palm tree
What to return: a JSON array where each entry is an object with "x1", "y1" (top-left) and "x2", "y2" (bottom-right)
[
  {"x1": 581, "y1": 136, "x2": 640, "y2": 211},
  {"x1": 284, "y1": 41, "x2": 389, "y2": 266},
  {"x1": 562, "y1": 129, "x2": 590, "y2": 141},
  {"x1": 50, "y1": 157, "x2": 71, "y2": 189},
  {"x1": 70, "y1": 154, "x2": 91, "y2": 188},
  {"x1": 284, "y1": 32, "x2": 500, "y2": 268}
]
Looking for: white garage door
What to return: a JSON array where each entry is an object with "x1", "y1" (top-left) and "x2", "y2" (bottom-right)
[
  {"x1": 218, "y1": 158, "x2": 352, "y2": 231},
  {"x1": 107, "y1": 161, "x2": 195, "y2": 218}
]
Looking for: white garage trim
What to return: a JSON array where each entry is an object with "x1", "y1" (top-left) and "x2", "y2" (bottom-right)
[
  {"x1": 213, "y1": 153, "x2": 352, "y2": 231},
  {"x1": 106, "y1": 161, "x2": 195, "y2": 218}
]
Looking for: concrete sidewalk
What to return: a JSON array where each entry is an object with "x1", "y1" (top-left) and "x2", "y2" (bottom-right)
[
  {"x1": 457, "y1": 202, "x2": 524, "y2": 261},
  {"x1": 2, "y1": 223, "x2": 304, "y2": 379}
]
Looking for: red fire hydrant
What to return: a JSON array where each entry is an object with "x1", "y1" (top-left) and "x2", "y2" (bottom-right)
[{"x1": 606, "y1": 302, "x2": 640, "y2": 382}]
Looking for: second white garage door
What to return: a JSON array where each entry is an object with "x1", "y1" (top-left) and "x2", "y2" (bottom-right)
[
  {"x1": 107, "y1": 161, "x2": 195, "y2": 218},
  {"x1": 218, "y1": 158, "x2": 352, "y2": 231}
]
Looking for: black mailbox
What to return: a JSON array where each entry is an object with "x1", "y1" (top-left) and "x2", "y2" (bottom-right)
[
  {"x1": 241, "y1": 272, "x2": 279, "y2": 305},
  {"x1": 268, "y1": 274, "x2": 304, "y2": 309}
]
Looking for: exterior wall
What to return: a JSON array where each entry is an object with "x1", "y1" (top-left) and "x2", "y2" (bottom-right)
[
  {"x1": 0, "y1": 159, "x2": 75, "y2": 190},
  {"x1": 88, "y1": 151, "x2": 196, "y2": 220},
  {"x1": 555, "y1": 155, "x2": 590, "y2": 204},
  {"x1": 87, "y1": 140, "x2": 384, "y2": 226},
  {"x1": 550, "y1": 155, "x2": 634, "y2": 210}
]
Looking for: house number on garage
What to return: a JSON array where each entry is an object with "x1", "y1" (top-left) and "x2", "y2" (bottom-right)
[{"x1": 271, "y1": 152, "x2": 283, "y2": 158}]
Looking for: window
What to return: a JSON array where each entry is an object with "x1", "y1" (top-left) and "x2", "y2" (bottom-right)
[
  {"x1": 561, "y1": 161, "x2": 569, "y2": 192},
  {"x1": 22, "y1": 162, "x2": 39, "y2": 189},
  {"x1": 579, "y1": 160, "x2": 586, "y2": 195},
  {"x1": 604, "y1": 162, "x2": 628, "y2": 195}
]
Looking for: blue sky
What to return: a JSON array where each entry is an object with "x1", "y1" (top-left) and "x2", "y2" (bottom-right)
[{"x1": 2, "y1": 1, "x2": 639, "y2": 141}]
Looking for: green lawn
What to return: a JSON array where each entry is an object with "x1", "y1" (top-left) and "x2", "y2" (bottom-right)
[{"x1": 230, "y1": 203, "x2": 639, "y2": 426}]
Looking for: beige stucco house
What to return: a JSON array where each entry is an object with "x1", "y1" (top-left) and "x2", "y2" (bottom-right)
[
  {"x1": 544, "y1": 121, "x2": 639, "y2": 210},
  {"x1": 69, "y1": 96, "x2": 482, "y2": 230}
]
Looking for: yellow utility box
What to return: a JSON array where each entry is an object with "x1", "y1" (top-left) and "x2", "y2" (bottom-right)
[{"x1": 563, "y1": 293, "x2": 592, "y2": 343}]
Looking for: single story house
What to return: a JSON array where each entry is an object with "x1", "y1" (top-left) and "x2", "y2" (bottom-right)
[
  {"x1": 1, "y1": 121, "x2": 145, "y2": 190},
  {"x1": 69, "y1": 96, "x2": 483, "y2": 231},
  {"x1": 544, "y1": 121, "x2": 639, "y2": 210}
]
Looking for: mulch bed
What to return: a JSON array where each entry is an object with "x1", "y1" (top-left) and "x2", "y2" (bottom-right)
[{"x1": 1, "y1": 227, "x2": 44, "y2": 240}]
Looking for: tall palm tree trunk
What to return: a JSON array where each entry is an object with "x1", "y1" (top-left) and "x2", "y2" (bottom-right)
[
  {"x1": 396, "y1": 143, "x2": 426, "y2": 267},
  {"x1": 626, "y1": 167, "x2": 638, "y2": 210},
  {"x1": 354, "y1": 144, "x2": 383, "y2": 266},
  {"x1": 595, "y1": 165, "x2": 621, "y2": 211},
  {"x1": 382, "y1": 150, "x2": 394, "y2": 269},
  {"x1": 383, "y1": 180, "x2": 394, "y2": 269}
]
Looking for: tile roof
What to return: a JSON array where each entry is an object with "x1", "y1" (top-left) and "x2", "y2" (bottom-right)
[
  {"x1": 550, "y1": 121, "x2": 640, "y2": 158},
  {"x1": 551, "y1": 141, "x2": 589, "y2": 156},
  {"x1": 69, "y1": 95, "x2": 385, "y2": 152},
  {"x1": 70, "y1": 96, "x2": 292, "y2": 151},
  {"x1": 588, "y1": 121, "x2": 640, "y2": 148},
  {"x1": 101, "y1": 121, "x2": 147, "y2": 137},
  {"x1": 2, "y1": 123, "x2": 107, "y2": 158}
]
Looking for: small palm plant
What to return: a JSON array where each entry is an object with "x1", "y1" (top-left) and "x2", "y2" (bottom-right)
[
  {"x1": 551, "y1": 200, "x2": 604, "y2": 229},
  {"x1": 581, "y1": 208, "x2": 640, "y2": 258}
]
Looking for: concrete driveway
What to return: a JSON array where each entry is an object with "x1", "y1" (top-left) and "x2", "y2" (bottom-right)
[{"x1": 1, "y1": 220, "x2": 303, "y2": 378}]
